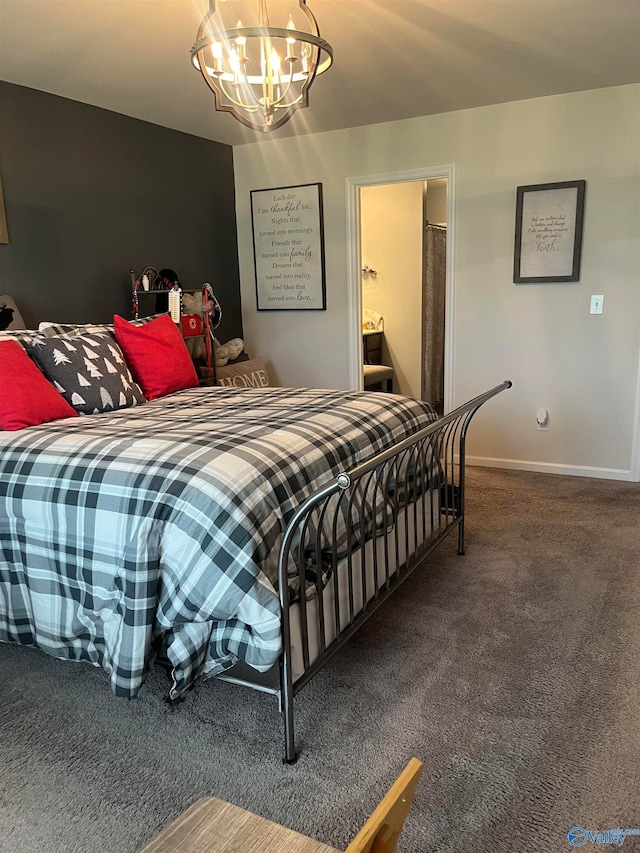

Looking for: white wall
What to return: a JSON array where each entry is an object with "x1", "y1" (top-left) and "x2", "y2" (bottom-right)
[
  {"x1": 233, "y1": 85, "x2": 640, "y2": 480},
  {"x1": 361, "y1": 182, "x2": 423, "y2": 398},
  {"x1": 426, "y1": 178, "x2": 447, "y2": 226}
]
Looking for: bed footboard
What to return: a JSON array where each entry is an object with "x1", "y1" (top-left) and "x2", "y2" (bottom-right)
[{"x1": 277, "y1": 381, "x2": 512, "y2": 763}]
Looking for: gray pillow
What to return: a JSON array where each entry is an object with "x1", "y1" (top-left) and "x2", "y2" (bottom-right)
[
  {"x1": 0, "y1": 294, "x2": 26, "y2": 331},
  {"x1": 30, "y1": 333, "x2": 146, "y2": 415}
]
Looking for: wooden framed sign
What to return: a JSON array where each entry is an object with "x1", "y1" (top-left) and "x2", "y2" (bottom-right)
[
  {"x1": 216, "y1": 358, "x2": 271, "y2": 388},
  {"x1": 513, "y1": 180, "x2": 586, "y2": 283},
  {"x1": 251, "y1": 182, "x2": 326, "y2": 310}
]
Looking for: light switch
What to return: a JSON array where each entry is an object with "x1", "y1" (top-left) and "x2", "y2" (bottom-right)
[{"x1": 590, "y1": 295, "x2": 604, "y2": 314}]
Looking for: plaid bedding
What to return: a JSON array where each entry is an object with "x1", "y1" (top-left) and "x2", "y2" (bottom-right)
[{"x1": 0, "y1": 386, "x2": 436, "y2": 700}]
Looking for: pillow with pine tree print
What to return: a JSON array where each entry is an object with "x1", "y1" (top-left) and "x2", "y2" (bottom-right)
[{"x1": 30, "y1": 333, "x2": 146, "y2": 415}]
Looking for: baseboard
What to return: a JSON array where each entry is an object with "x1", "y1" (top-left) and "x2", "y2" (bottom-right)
[{"x1": 466, "y1": 455, "x2": 634, "y2": 482}]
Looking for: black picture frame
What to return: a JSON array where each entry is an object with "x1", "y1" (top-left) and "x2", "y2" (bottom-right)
[
  {"x1": 0, "y1": 172, "x2": 9, "y2": 244},
  {"x1": 513, "y1": 180, "x2": 586, "y2": 283},
  {"x1": 251, "y1": 182, "x2": 327, "y2": 311}
]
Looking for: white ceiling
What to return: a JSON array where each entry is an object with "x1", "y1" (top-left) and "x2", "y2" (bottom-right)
[{"x1": 1, "y1": 0, "x2": 639, "y2": 147}]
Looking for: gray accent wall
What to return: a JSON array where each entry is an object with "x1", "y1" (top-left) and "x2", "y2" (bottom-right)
[{"x1": 0, "y1": 82, "x2": 242, "y2": 340}]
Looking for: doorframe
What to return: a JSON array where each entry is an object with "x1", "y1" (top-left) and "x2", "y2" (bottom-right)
[
  {"x1": 346, "y1": 164, "x2": 456, "y2": 411},
  {"x1": 632, "y1": 346, "x2": 640, "y2": 481}
]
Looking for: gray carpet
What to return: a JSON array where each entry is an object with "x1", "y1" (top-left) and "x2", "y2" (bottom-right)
[{"x1": 1, "y1": 468, "x2": 638, "y2": 853}]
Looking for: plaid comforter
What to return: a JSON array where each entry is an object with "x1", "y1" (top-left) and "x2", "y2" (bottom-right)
[{"x1": 0, "y1": 386, "x2": 436, "y2": 699}]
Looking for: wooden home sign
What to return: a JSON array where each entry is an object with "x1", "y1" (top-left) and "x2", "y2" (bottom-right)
[{"x1": 216, "y1": 358, "x2": 271, "y2": 388}]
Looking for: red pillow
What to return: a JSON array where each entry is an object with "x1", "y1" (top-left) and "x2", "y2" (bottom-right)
[
  {"x1": 0, "y1": 341, "x2": 78, "y2": 431},
  {"x1": 113, "y1": 314, "x2": 199, "y2": 401}
]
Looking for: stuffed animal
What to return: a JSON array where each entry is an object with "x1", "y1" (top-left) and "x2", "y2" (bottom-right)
[
  {"x1": 183, "y1": 327, "x2": 244, "y2": 369},
  {"x1": 224, "y1": 338, "x2": 244, "y2": 361},
  {"x1": 214, "y1": 340, "x2": 230, "y2": 367},
  {"x1": 213, "y1": 338, "x2": 245, "y2": 367},
  {"x1": 181, "y1": 292, "x2": 201, "y2": 316}
]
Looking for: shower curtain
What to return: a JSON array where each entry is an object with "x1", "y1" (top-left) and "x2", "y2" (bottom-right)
[{"x1": 422, "y1": 224, "x2": 446, "y2": 408}]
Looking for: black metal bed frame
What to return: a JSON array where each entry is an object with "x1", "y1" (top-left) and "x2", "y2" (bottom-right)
[{"x1": 218, "y1": 381, "x2": 511, "y2": 762}]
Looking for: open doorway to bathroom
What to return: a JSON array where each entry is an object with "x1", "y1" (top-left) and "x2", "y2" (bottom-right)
[{"x1": 359, "y1": 177, "x2": 448, "y2": 413}]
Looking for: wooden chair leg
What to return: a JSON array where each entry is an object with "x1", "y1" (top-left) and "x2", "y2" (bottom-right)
[{"x1": 345, "y1": 758, "x2": 424, "y2": 853}]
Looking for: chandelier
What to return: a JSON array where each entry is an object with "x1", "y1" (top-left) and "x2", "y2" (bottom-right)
[{"x1": 190, "y1": 0, "x2": 333, "y2": 133}]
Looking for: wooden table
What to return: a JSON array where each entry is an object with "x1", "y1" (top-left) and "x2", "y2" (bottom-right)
[{"x1": 139, "y1": 797, "x2": 340, "y2": 853}]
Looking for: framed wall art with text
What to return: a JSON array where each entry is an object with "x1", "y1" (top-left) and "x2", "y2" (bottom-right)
[
  {"x1": 513, "y1": 180, "x2": 586, "y2": 283},
  {"x1": 251, "y1": 182, "x2": 327, "y2": 310}
]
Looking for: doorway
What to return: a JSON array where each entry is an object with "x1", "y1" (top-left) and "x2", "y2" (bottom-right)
[{"x1": 346, "y1": 165, "x2": 455, "y2": 411}]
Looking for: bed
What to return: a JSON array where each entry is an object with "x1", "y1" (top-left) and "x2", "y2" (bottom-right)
[{"x1": 0, "y1": 365, "x2": 510, "y2": 762}]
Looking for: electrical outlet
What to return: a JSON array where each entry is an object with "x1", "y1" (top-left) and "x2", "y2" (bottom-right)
[
  {"x1": 536, "y1": 408, "x2": 549, "y2": 431},
  {"x1": 590, "y1": 295, "x2": 604, "y2": 314}
]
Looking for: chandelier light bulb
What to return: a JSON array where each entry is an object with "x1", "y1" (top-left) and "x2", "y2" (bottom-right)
[
  {"x1": 211, "y1": 40, "x2": 223, "y2": 75},
  {"x1": 271, "y1": 49, "x2": 281, "y2": 78},
  {"x1": 301, "y1": 41, "x2": 311, "y2": 73},
  {"x1": 286, "y1": 15, "x2": 297, "y2": 59},
  {"x1": 229, "y1": 48, "x2": 241, "y2": 79}
]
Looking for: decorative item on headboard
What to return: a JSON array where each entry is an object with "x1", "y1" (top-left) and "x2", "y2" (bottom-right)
[
  {"x1": 180, "y1": 313, "x2": 203, "y2": 337},
  {"x1": 158, "y1": 268, "x2": 180, "y2": 290}
]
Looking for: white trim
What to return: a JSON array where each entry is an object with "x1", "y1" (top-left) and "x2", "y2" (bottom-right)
[
  {"x1": 631, "y1": 344, "x2": 640, "y2": 482},
  {"x1": 345, "y1": 165, "x2": 456, "y2": 407},
  {"x1": 467, "y1": 455, "x2": 633, "y2": 482},
  {"x1": 443, "y1": 170, "x2": 456, "y2": 413},
  {"x1": 345, "y1": 185, "x2": 362, "y2": 390}
]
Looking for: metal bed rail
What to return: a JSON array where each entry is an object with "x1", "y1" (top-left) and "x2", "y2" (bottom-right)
[{"x1": 277, "y1": 380, "x2": 512, "y2": 762}]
